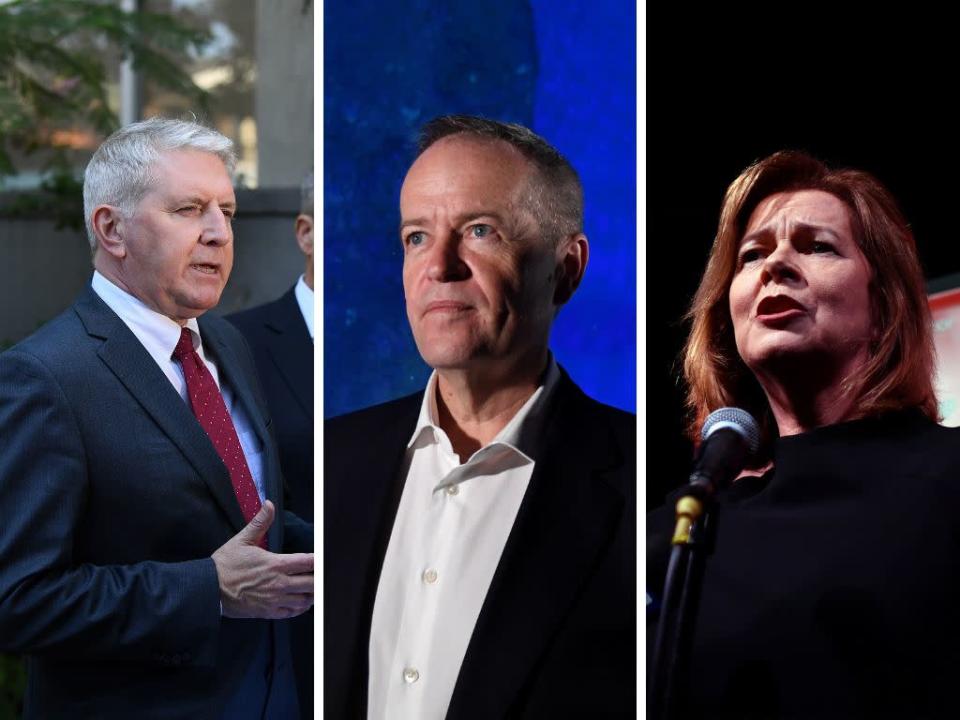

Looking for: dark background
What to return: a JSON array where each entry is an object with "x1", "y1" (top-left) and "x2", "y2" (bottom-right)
[{"x1": 646, "y1": 17, "x2": 960, "y2": 508}]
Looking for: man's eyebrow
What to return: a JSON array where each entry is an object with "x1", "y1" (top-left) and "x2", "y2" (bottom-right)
[
  {"x1": 168, "y1": 195, "x2": 236, "y2": 208},
  {"x1": 399, "y1": 217, "x2": 428, "y2": 233},
  {"x1": 398, "y1": 211, "x2": 507, "y2": 234}
]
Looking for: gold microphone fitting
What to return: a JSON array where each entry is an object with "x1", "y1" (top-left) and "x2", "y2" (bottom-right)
[{"x1": 671, "y1": 495, "x2": 704, "y2": 546}]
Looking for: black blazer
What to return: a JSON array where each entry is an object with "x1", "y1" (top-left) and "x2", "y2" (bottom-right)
[
  {"x1": 324, "y1": 370, "x2": 636, "y2": 718},
  {"x1": 228, "y1": 286, "x2": 313, "y2": 521},
  {"x1": 0, "y1": 285, "x2": 307, "y2": 719}
]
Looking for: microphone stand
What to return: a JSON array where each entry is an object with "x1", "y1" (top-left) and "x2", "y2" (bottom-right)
[{"x1": 649, "y1": 491, "x2": 714, "y2": 720}]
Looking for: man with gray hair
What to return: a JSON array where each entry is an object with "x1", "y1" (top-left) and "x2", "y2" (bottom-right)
[
  {"x1": 228, "y1": 168, "x2": 315, "y2": 719},
  {"x1": 325, "y1": 115, "x2": 635, "y2": 719},
  {"x1": 0, "y1": 117, "x2": 312, "y2": 719}
]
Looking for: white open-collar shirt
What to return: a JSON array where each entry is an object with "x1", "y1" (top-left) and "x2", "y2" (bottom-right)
[
  {"x1": 91, "y1": 271, "x2": 265, "y2": 502},
  {"x1": 368, "y1": 356, "x2": 561, "y2": 720}
]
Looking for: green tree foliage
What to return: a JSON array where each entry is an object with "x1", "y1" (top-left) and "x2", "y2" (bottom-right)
[
  {"x1": 0, "y1": 654, "x2": 25, "y2": 720},
  {"x1": 0, "y1": 0, "x2": 212, "y2": 227}
]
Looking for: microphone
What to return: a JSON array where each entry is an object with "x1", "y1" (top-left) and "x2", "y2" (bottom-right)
[{"x1": 687, "y1": 407, "x2": 760, "y2": 500}]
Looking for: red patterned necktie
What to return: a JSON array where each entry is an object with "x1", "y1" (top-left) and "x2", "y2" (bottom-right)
[{"x1": 173, "y1": 328, "x2": 265, "y2": 547}]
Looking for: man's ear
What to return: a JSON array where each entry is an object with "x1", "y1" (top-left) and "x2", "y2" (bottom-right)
[
  {"x1": 554, "y1": 233, "x2": 589, "y2": 306},
  {"x1": 91, "y1": 205, "x2": 127, "y2": 259},
  {"x1": 295, "y1": 214, "x2": 314, "y2": 258}
]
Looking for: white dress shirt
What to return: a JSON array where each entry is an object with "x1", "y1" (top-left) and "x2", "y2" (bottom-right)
[
  {"x1": 91, "y1": 271, "x2": 266, "y2": 502},
  {"x1": 294, "y1": 274, "x2": 314, "y2": 339},
  {"x1": 368, "y1": 358, "x2": 561, "y2": 720}
]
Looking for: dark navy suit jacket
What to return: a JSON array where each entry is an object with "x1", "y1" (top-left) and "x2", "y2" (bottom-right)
[
  {"x1": 0, "y1": 285, "x2": 308, "y2": 719},
  {"x1": 324, "y1": 370, "x2": 637, "y2": 718},
  {"x1": 228, "y1": 285, "x2": 314, "y2": 720}
]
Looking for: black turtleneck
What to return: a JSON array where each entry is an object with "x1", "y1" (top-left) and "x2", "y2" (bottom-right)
[{"x1": 647, "y1": 410, "x2": 960, "y2": 719}]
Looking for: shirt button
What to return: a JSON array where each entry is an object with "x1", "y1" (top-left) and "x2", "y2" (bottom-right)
[
  {"x1": 445, "y1": 485, "x2": 459, "y2": 496},
  {"x1": 403, "y1": 667, "x2": 420, "y2": 683},
  {"x1": 422, "y1": 568, "x2": 438, "y2": 584}
]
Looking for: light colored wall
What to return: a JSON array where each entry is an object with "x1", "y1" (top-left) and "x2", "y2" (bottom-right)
[
  {"x1": 0, "y1": 189, "x2": 304, "y2": 349},
  {"x1": 255, "y1": 0, "x2": 314, "y2": 187}
]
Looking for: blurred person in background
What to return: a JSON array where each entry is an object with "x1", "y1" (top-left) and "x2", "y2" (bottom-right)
[{"x1": 229, "y1": 169, "x2": 315, "y2": 719}]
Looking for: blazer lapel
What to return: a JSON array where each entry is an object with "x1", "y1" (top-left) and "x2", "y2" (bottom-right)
[
  {"x1": 324, "y1": 393, "x2": 424, "y2": 718},
  {"x1": 199, "y1": 316, "x2": 283, "y2": 549},
  {"x1": 445, "y1": 374, "x2": 628, "y2": 719},
  {"x1": 75, "y1": 287, "x2": 246, "y2": 532},
  {"x1": 199, "y1": 317, "x2": 272, "y2": 452}
]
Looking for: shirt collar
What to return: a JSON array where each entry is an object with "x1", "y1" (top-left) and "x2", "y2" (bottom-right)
[
  {"x1": 294, "y1": 274, "x2": 314, "y2": 339},
  {"x1": 91, "y1": 270, "x2": 204, "y2": 361},
  {"x1": 407, "y1": 354, "x2": 561, "y2": 462}
]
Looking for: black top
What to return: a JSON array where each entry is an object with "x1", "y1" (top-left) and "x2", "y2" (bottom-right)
[{"x1": 647, "y1": 410, "x2": 960, "y2": 719}]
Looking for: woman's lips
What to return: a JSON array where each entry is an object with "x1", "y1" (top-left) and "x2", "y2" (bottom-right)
[{"x1": 756, "y1": 295, "x2": 806, "y2": 326}]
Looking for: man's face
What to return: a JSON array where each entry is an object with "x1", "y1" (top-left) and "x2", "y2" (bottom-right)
[
  {"x1": 118, "y1": 149, "x2": 236, "y2": 323},
  {"x1": 400, "y1": 136, "x2": 562, "y2": 374}
]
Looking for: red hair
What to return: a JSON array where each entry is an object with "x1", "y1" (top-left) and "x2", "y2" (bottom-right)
[{"x1": 683, "y1": 151, "x2": 937, "y2": 460}]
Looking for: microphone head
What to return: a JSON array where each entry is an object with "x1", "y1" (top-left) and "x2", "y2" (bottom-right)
[{"x1": 701, "y1": 407, "x2": 760, "y2": 456}]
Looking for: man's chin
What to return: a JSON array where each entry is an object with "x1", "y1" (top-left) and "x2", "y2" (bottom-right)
[
  {"x1": 166, "y1": 294, "x2": 224, "y2": 323},
  {"x1": 419, "y1": 346, "x2": 484, "y2": 372}
]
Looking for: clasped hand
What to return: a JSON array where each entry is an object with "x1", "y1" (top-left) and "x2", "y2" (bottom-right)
[{"x1": 211, "y1": 500, "x2": 314, "y2": 619}]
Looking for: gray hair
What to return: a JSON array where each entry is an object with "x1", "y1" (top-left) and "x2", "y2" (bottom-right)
[
  {"x1": 83, "y1": 117, "x2": 237, "y2": 251},
  {"x1": 418, "y1": 115, "x2": 583, "y2": 245},
  {"x1": 300, "y1": 170, "x2": 314, "y2": 216}
]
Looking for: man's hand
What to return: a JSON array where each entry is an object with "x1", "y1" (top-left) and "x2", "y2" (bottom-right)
[{"x1": 211, "y1": 500, "x2": 314, "y2": 619}]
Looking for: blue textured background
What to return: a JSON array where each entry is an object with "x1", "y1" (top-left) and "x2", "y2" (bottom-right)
[{"x1": 324, "y1": 0, "x2": 635, "y2": 417}]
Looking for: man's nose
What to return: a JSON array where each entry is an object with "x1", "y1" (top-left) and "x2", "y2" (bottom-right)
[
  {"x1": 201, "y1": 206, "x2": 232, "y2": 245},
  {"x1": 426, "y1": 233, "x2": 469, "y2": 282}
]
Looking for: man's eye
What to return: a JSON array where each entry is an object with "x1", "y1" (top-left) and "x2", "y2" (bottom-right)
[
  {"x1": 406, "y1": 232, "x2": 426, "y2": 246},
  {"x1": 177, "y1": 206, "x2": 200, "y2": 215},
  {"x1": 469, "y1": 224, "x2": 493, "y2": 238}
]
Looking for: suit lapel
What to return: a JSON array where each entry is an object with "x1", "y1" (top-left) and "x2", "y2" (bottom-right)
[
  {"x1": 199, "y1": 315, "x2": 284, "y2": 549},
  {"x1": 445, "y1": 374, "x2": 628, "y2": 719},
  {"x1": 263, "y1": 289, "x2": 313, "y2": 419},
  {"x1": 325, "y1": 393, "x2": 423, "y2": 718},
  {"x1": 75, "y1": 287, "x2": 246, "y2": 532},
  {"x1": 199, "y1": 317, "x2": 272, "y2": 453}
]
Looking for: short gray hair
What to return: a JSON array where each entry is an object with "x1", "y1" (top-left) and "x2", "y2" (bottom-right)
[
  {"x1": 418, "y1": 115, "x2": 583, "y2": 245},
  {"x1": 83, "y1": 117, "x2": 236, "y2": 251},
  {"x1": 300, "y1": 170, "x2": 314, "y2": 216}
]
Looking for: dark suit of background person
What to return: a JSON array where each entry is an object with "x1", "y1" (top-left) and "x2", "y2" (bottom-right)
[
  {"x1": 228, "y1": 174, "x2": 315, "y2": 720},
  {"x1": 0, "y1": 119, "x2": 312, "y2": 720},
  {"x1": 324, "y1": 117, "x2": 636, "y2": 719}
]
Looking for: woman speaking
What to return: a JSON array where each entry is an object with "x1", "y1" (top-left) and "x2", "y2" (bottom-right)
[{"x1": 648, "y1": 151, "x2": 960, "y2": 718}]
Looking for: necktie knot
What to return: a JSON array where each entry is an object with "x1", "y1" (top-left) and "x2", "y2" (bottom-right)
[{"x1": 172, "y1": 327, "x2": 195, "y2": 363}]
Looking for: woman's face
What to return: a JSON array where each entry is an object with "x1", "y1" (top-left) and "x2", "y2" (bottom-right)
[{"x1": 729, "y1": 189, "x2": 874, "y2": 379}]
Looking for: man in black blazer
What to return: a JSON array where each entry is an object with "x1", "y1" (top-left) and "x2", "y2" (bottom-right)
[
  {"x1": 229, "y1": 171, "x2": 314, "y2": 719},
  {"x1": 0, "y1": 118, "x2": 313, "y2": 719},
  {"x1": 325, "y1": 116, "x2": 635, "y2": 718}
]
